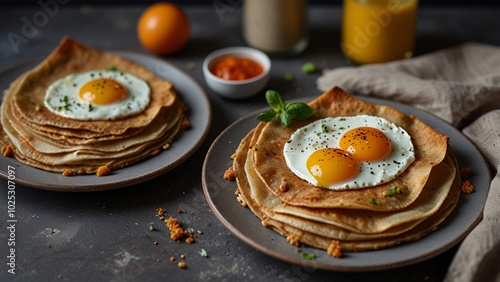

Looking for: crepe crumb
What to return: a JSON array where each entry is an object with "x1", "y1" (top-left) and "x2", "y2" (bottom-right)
[
  {"x1": 460, "y1": 167, "x2": 471, "y2": 178},
  {"x1": 279, "y1": 184, "x2": 288, "y2": 192},
  {"x1": 184, "y1": 231, "x2": 195, "y2": 244},
  {"x1": 224, "y1": 167, "x2": 236, "y2": 181},
  {"x1": 461, "y1": 180, "x2": 475, "y2": 194},
  {"x1": 96, "y1": 166, "x2": 110, "y2": 177},
  {"x1": 163, "y1": 143, "x2": 171, "y2": 150},
  {"x1": 287, "y1": 234, "x2": 301, "y2": 247},
  {"x1": 165, "y1": 216, "x2": 195, "y2": 243},
  {"x1": 166, "y1": 217, "x2": 185, "y2": 241},
  {"x1": 1, "y1": 145, "x2": 14, "y2": 157},
  {"x1": 181, "y1": 117, "x2": 191, "y2": 130},
  {"x1": 178, "y1": 261, "x2": 186, "y2": 269},
  {"x1": 156, "y1": 208, "x2": 166, "y2": 220},
  {"x1": 180, "y1": 254, "x2": 186, "y2": 259},
  {"x1": 327, "y1": 240, "x2": 343, "y2": 258},
  {"x1": 235, "y1": 190, "x2": 247, "y2": 207},
  {"x1": 261, "y1": 219, "x2": 270, "y2": 227},
  {"x1": 170, "y1": 256, "x2": 176, "y2": 261},
  {"x1": 62, "y1": 169, "x2": 75, "y2": 177}
]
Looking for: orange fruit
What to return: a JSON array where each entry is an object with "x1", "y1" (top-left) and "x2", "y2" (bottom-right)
[{"x1": 137, "y1": 3, "x2": 190, "y2": 55}]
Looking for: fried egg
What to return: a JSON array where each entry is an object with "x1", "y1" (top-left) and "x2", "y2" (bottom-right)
[
  {"x1": 44, "y1": 70, "x2": 150, "y2": 120},
  {"x1": 284, "y1": 115, "x2": 415, "y2": 190}
]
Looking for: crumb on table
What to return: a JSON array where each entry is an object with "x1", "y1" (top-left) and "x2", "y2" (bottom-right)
[
  {"x1": 177, "y1": 261, "x2": 186, "y2": 269},
  {"x1": 166, "y1": 217, "x2": 185, "y2": 241}
]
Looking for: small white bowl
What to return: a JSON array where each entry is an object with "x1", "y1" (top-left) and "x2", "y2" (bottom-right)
[{"x1": 203, "y1": 47, "x2": 271, "y2": 99}]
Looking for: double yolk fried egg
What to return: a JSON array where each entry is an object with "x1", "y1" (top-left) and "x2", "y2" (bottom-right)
[
  {"x1": 44, "y1": 70, "x2": 150, "y2": 120},
  {"x1": 284, "y1": 115, "x2": 415, "y2": 190}
]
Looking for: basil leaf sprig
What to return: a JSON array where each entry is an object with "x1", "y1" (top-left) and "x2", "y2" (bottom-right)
[{"x1": 257, "y1": 90, "x2": 315, "y2": 127}]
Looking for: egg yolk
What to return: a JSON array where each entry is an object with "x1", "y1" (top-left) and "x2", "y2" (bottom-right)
[
  {"x1": 79, "y1": 78, "x2": 127, "y2": 105},
  {"x1": 306, "y1": 148, "x2": 360, "y2": 187},
  {"x1": 340, "y1": 127, "x2": 392, "y2": 162}
]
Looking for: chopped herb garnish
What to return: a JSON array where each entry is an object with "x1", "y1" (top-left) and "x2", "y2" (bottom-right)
[
  {"x1": 301, "y1": 62, "x2": 317, "y2": 74},
  {"x1": 107, "y1": 65, "x2": 117, "y2": 71},
  {"x1": 370, "y1": 198, "x2": 380, "y2": 205},
  {"x1": 88, "y1": 104, "x2": 94, "y2": 112},
  {"x1": 284, "y1": 72, "x2": 294, "y2": 82},
  {"x1": 321, "y1": 123, "x2": 329, "y2": 133},
  {"x1": 298, "y1": 249, "x2": 316, "y2": 260},
  {"x1": 384, "y1": 186, "x2": 409, "y2": 197},
  {"x1": 199, "y1": 249, "x2": 208, "y2": 257},
  {"x1": 148, "y1": 223, "x2": 158, "y2": 232},
  {"x1": 186, "y1": 62, "x2": 195, "y2": 70},
  {"x1": 257, "y1": 90, "x2": 315, "y2": 127}
]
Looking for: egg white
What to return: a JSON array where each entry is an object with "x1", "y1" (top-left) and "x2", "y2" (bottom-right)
[
  {"x1": 283, "y1": 115, "x2": 415, "y2": 190},
  {"x1": 44, "y1": 70, "x2": 150, "y2": 120}
]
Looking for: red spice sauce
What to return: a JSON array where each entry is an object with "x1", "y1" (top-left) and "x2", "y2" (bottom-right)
[{"x1": 210, "y1": 56, "x2": 263, "y2": 81}]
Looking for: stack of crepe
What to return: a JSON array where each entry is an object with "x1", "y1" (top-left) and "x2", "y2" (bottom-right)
[
  {"x1": 232, "y1": 87, "x2": 461, "y2": 252},
  {"x1": 0, "y1": 38, "x2": 187, "y2": 174}
]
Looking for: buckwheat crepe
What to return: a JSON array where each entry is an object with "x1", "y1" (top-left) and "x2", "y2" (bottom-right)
[
  {"x1": 229, "y1": 87, "x2": 461, "y2": 252},
  {"x1": 253, "y1": 87, "x2": 449, "y2": 211},
  {"x1": 0, "y1": 37, "x2": 188, "y2": 174},
  {"x1": 233, "y1": 119, "x2": 461, "y2": 251},
  {"x1": 10, "y1": 37, "x2": 177, "y2": 136}
]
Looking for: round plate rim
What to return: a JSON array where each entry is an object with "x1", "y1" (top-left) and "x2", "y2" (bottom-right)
[
  {"x1": 201, "y1": 95, "x2": 491, "y2": 272},
  {"x1": 0, "y1": 51, "x2": 211, "y2": 192}
]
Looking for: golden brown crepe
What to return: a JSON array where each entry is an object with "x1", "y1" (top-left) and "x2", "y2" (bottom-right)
[
  {"x1": 10, "y1": 37, "x2": 177, "y2": 135},
  {"x1": 253, "y1": 87, "x2": 449, "y2": 211},
  {"x1": 0, "y1": 37, "x2": 188, "y2": 174},
  {"x1": 234, "y1": 126, "x2": 461, "y2": 251},
  {"x1": 230, "y1": 87, "x2": 461, "y2": 253}
]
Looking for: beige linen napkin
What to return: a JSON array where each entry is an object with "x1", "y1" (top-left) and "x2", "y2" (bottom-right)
[{"x1": 317, "y1": 43, "x2": 500, "y2": 282}]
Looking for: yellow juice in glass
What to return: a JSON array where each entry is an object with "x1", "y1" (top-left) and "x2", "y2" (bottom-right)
[{"x1": 341, "y1": 0, "x2": 418, "y2": 65}]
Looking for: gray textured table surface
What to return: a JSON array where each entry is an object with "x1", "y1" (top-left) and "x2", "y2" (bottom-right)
[{"x1": 0, "y1": 4, "x2": 499, "y2": 282}]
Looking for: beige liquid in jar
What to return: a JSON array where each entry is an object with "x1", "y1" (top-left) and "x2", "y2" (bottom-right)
[{"x1": 243, "y1": 0, "x2": 308, "y2": 55}]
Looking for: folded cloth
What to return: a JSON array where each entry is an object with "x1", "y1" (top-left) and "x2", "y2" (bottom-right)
[{"x1": 316, "y1": 43, "x2": 500, "y2": 282}]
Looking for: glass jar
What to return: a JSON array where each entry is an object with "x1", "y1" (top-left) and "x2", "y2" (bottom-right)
[
  {"x1": 243, "y1": 0, "x2": 308, "y2": 56},
  {"x1": 341, "y1": 0, "x2": 418, "y2": 65}
]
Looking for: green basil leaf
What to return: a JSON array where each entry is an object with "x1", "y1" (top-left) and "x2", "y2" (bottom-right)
[
  {"x1": 265, "y1": 90, "x2": 285, "y2": 112},
  {"x1": 285, "y1": 102, "x2": 315, "y2": 120},
  {"x1": 256, "y1": 109, "x2": 278, "y2": 122},
  {"x1": 280, "y1": 111, "x2": 292, "y2": 127}
]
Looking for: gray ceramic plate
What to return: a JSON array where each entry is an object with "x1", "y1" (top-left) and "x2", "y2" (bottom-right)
[
  {"x1": 0, "y1": 52, "x2": 211, "y2": 191},
  {"x1": 202, "y1": 96, "x2": 491, "y2": 272}
]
